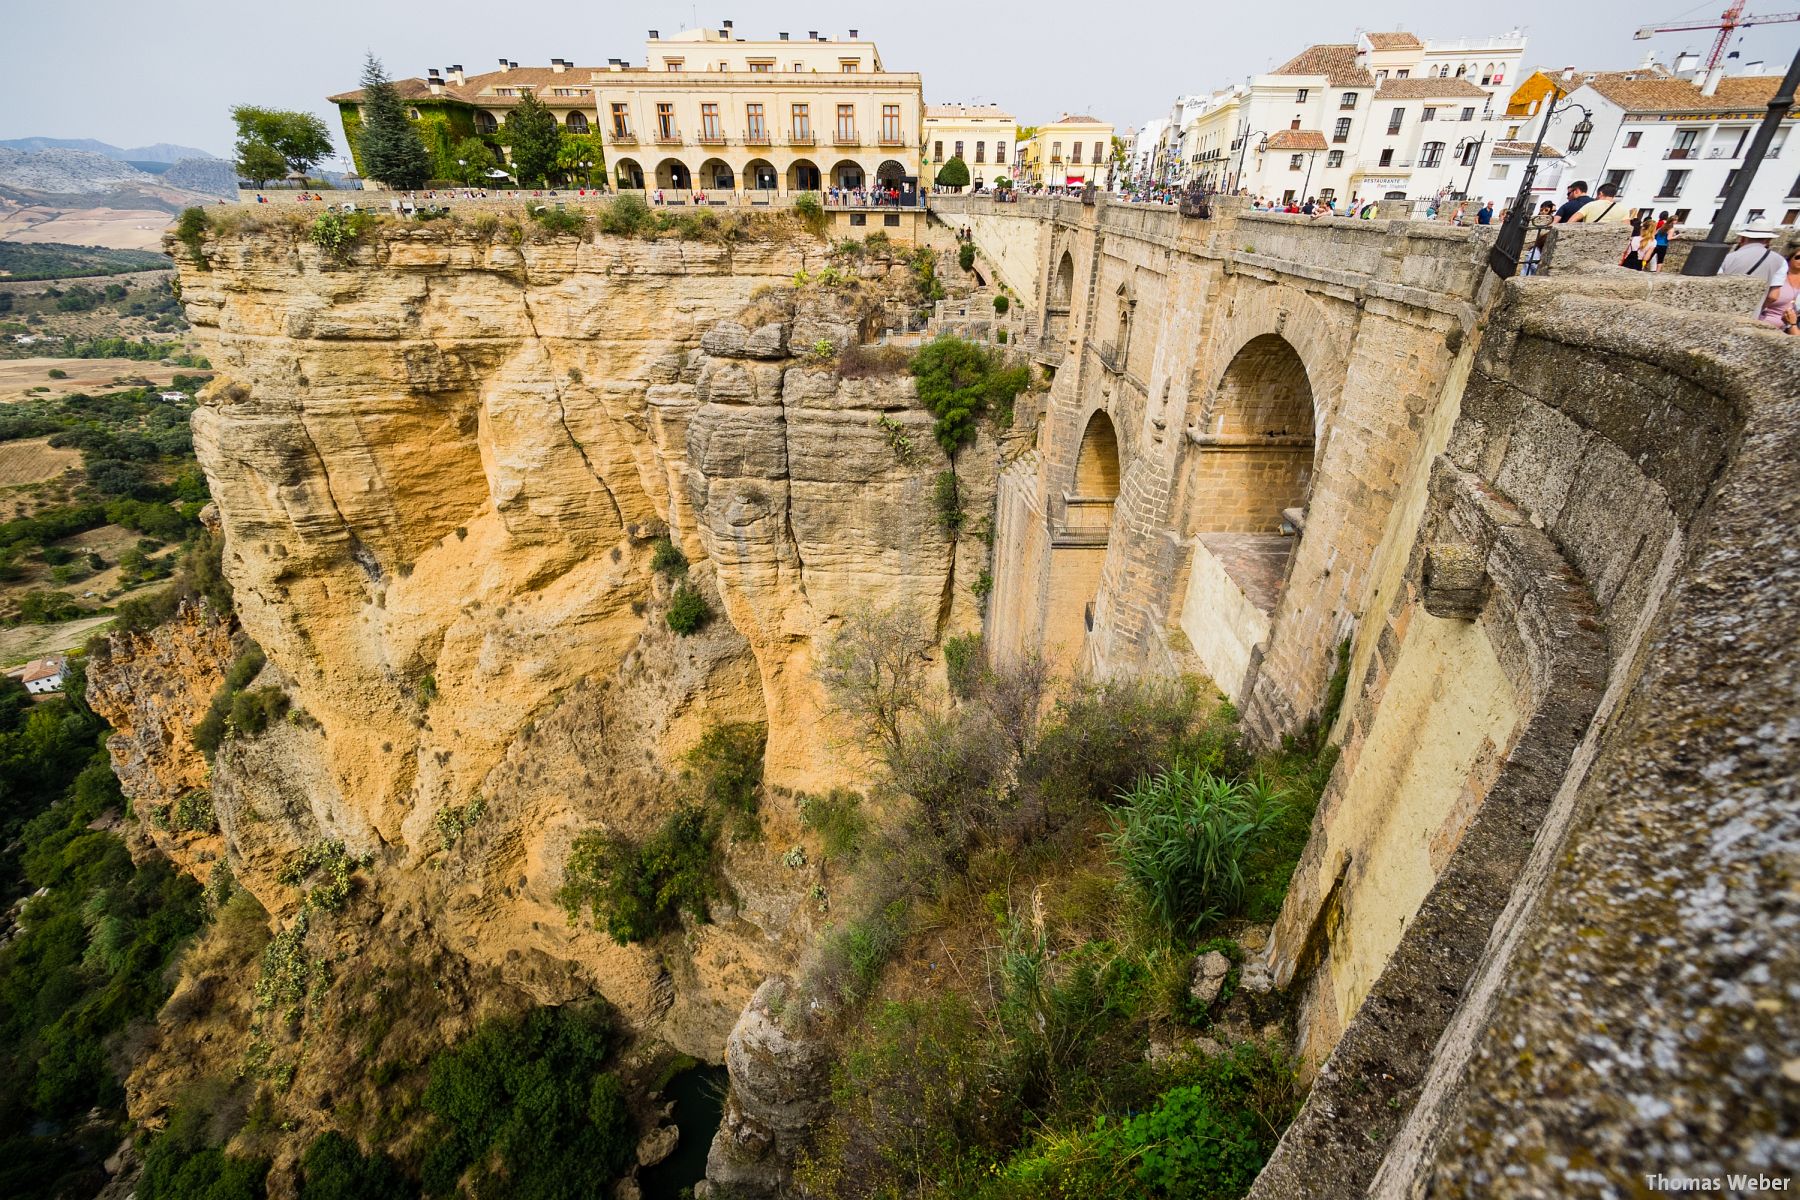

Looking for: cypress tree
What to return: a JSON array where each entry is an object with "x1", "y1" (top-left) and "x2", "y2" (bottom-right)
[
  {"x1": 356, "y1": 53, "x2": 432, "y2": 190},
  {"x1": 504, "y1": 93, "x2": 563, "y2": 187}
]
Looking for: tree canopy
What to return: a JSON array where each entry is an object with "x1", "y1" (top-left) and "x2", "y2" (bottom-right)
[
  {"x1": 935, "y1": 156, "x2": 971, "y2": 189},
  {"x1": 231, "y1": 106, "x2": 333, "y2": 186},
  {"x1": 502, "y1": 93, "x2": 563, "y2": 187},
  {"x1": 450, "y1": 137, "x2": 497, "y2": 186},
  {"x1": 354, "y1": 54, "x2": 431, "y2": 190},
  {"x1": 557, "y1": 132, "x2": 605, "y2": 187}
]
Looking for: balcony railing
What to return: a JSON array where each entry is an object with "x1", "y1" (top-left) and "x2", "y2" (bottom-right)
[
  {"x1": 698, "y1": 130, "x2": 728, "y2": 145},
  {"x1": 654, "y1": 129, "x2": 682, "y2": 144},
  {"x1": 833, "y1": 130, "x2": 861, "y2": 146},
  {"x1": 878, "y1": 134, "x2": 906, "y2": 147},
  {"x1": 1665, "y1": 147, "x2": 1697, "y2": 160},
  {"x1": 1706, "y1": 146, "x2": 1738, "y2": 159},
  {"x1": 609, "y1": 130, "x2": 637, "y2": 145},
  {"x1": 789, "y1": 130, "x2": 815, "y2": 145},
  {"x1": 1097, "y1": 340, "x2": 1123, "y2": 373},
  {"x1": 744, "y1": 131, "x2": 771, "y2": 146}
]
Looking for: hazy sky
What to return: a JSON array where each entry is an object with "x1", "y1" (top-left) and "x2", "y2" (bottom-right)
[{"x1": 6, "y1": 0, "x2": 1796, "y2": 160}]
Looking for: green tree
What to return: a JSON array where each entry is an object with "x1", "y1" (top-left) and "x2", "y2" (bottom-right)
[
  {"x1": 354, "y1": 54, "x2": 431, "y2": 190},
  {"x1": 230, "y1": 106, "x2": 334, "y2": 186},
  {"x1": 502, "y1": 93, "x2": 563, "y2": 187},
  {"x1": 935, "y1": 155, "x2": 971, "y2": 189},
  {"x1": 450, "y1": 136, "x2": 497, "y2": 186},
  {"x1": 557, "y1": 132, "x2": 606, "y2": 187}
]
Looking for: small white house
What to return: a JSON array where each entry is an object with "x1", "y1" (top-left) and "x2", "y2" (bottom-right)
[
  {"x1": 19, "y1": 657, "x2": 65, "y2": 695},
  {"x1": 159, "y1": 391, "x2": 187, "y2": 403}
]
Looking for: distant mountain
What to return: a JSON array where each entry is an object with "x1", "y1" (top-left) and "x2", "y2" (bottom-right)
[
  {"x1": 0, "y1": 147, "x2": 156, "y2": 194},
  {"x1": 161, "y1": 157, "x2": 239, "y2": 198},
  {"x1": 0, "y1": 137, "x2": 221, "y2": 164}
]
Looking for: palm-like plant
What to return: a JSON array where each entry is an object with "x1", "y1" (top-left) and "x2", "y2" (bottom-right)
[{"x1": 1106, "y1": 765, "x2": 1287, "y2": 936}]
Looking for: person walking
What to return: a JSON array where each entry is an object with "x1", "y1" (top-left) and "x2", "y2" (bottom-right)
[
  {"x1": 1756, "y1": 245, "x2": 1800, "y2": 333},
  {"x1": 1477, "y1": 200, "x2": 1493, "y2": 225},
  {"x1": 1573, "y1": 182, "x2": 1626, "y2": 223},
  {"x1": 1650, "y1": 212, "x2": 1671, "y2": 272},
  {"x1": 1555, "y1": 181, "x2": 1593, "y2": 223},
  {"x1": 1718, "y1": 226, "x2": 1791, "y2": 317}
]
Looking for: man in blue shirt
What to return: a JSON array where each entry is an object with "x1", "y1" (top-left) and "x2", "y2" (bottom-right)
[
  {"x1": 1555, "y1": 181, "x2": 1593, "y2": 223},
  {"x1": 1477, "y1": 201, "x2": 1493, "y2": 225}
]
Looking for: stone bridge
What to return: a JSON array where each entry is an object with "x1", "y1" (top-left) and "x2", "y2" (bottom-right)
[{"x1": 934, "y1": 193, "x2": 1800, "y2": 1197}]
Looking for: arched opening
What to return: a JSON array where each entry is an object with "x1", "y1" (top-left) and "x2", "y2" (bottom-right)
[
  {"x1": 1046, "y1": 249, "x2": 1076, "y2": 345},
  {"x1": 614, "y1": 158, "x2": 645, "y2": 190},
  {"x1": 787, "y1": 158, "x2": 821, "y2": 192},
  {"x1": 1053, "y1": 251, "x2": 1075, "y2": 305},
  {"x1": 566, "y1": 112, "x2": 589, "y2": 133},
  {"x1": 831, "y1": 159, "x2": 865, "y2": 190},
  {"x1": 699, "y1": 157, "x2": 734, "y2": 190},
  {"x1": 655, "y1": 159, "x2": 692, "y2": 190},
  {"x1": 744, "y1": 158, "x2": 778, "y2": 190},
  {"x1": 1105, "y1": 285, "x2": 1133, "y2": 373},
  {"x1": 1044, "y1": 408, "x2": 1123, "y2": 662},
  {"x1": 1176, "y1": 334, "x2": 1318, "y2": 696},
  {"x1": 1073, "y1": 411, "x2": 1121, "y2": 500},
  {"x1": 475, "y1": 111, "x2": 499, "y2": 135}
]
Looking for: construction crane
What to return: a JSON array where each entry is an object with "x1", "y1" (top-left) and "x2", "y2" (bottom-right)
[{"x1": 1635, "y1": 0, "x2": 1800, "y2": 74}]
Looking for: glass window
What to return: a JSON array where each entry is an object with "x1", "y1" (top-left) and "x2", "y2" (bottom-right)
[
  {"x1": 1289, "y1": 153, "x2": 1304, "y2": 170},
  {"x1": 1341, "y1": 92, "x2": 1358, "y2": 109},
  {"x1": 749, "y1": 61, "x2": 773, "y2": 73},
  {"x1": 1327, "y1": 150, "x2": 1343, "y2": 167},
  {"x1": 955, "y1": 139, "x2": 964, "y2": 159},
  {"x1": 1094, "y1": 142, "x2": 1104, "y2": 164},
  {"x1": 1388, "y1": 109, "x2": 1404, "y2": 135},
  {"x1": 1461, "y1": 107, "x2": 1475, "y2": 121},
  {"x1": 995, "y1": 142, "x2": 1006, "y2": 163},
  {"x1": 1420, "y1": 141, "x2": 1445, "y2": 167},
  {"x1": 934, "y1": 140, "x2": 943, "y2": 160},
  {"x1": 1051, "y1": 141, "x2": 1062, "y2": 161},
  {"x1": 701, "y1": 103, "x2": 721, "y2": 140},
  {"x1": 836, "y1": 104, "x2": 856, "y2": 141},
  {"x1": 1625, "y1": 131, "x2": 1642, "y2": 148},
  {"x1": 1334, "y1": 117, "x2": 1352, "y2": 141},
  {"x1": 975, "y1": 141, "x2": 985, "y2": 163},
  {"x1": 746, "y1": 103, "x2": 766, "y2": 140},
  {"x1": 792, "y1": 103, "x2": 811, "y2": 140},
  {"x1": 1379, "y1": 148, "x2": 1394, "y2": 167},
  {"x1": 1296, "y1": 88, "x2": 1309, "y2": 102},
  {"x1": 610, "y1": 103, "x2": 631, "y2": 137},
  {"x1": 1422, "y1": 107, "x2": 1437, "y2": 122},
  {"x1": 656, "y1": 103, "x2": 676, "y2": 139},
  {"x1": 1659, "y1": 169, "x2": 1688, "y2": 197},
  {"x1": 881, "y1": 104, "x2": 901, "y2": 143}
]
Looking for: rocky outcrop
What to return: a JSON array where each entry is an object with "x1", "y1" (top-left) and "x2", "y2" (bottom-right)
[
  {"x1": 705, "y1": 979, "x2": 833, "y2": 1198},
  {"x1": 86, "y1": 599, "x2": 239, "y2": 877},
  {"x1": 138, "y1": 218, "x2": 989, "y2": 1065}
]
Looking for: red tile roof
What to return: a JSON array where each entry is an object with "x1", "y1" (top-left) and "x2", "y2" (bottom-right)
[
  {"x1": 1271, "y1": 44, "x2": 1376, "y2": 89},
  {"x1": 1373, "y1": 78, "x2": 1491, "y2": 101},
  {"x1": 1586, "y1": 72, "x2": 1788, "y2": 116},
  {"x1": 1265, "y1": 129, "x2": 1329, "y2": 151},
  {"x1": 1363, "y1": 32, "x2": 1424, "y2": 50}
]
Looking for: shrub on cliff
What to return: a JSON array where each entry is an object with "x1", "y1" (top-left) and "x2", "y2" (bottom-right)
[
  {"x1": 686, "y1": 721, "x2": 766, "y2": 815},
  {"x1": 793, "y1": 191, "x2": 827, "y2": 235},
  {"x1": 175, "y1": 207, "x2": 211, "y2": 270},
  {"x1": 650, "y1": 535, "x2": 687, "y2": 575},
  {"x1": 420, "y1": 1003, "x2": 632, "y2": 1198},
  {"x1": 309, "y1": 210, "x2": 373, "y2": 262},
  {"x1": 297, "y1": 1131, "x2": 409, "y2": 1200},
  {"x1": 959, "y1": 241, "x2": 978, "y2": 272},
  {"x1": 911, "y1": 336, "x2": 1032, "y2": 454},
  {"x1": 665, "y1": 584, "x2": 711, "y2": 635},
  {"x1": 598, "y1": 193, "x2": 654, "y2": 237},
  {"x1": 557, "y1": 805, "x2": 717, "y2": 945}
]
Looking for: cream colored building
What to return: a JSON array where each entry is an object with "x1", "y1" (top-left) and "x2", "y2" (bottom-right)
[
  {"x1": 597, "y1": 26, "x2": 922, "y2": 195},
  {"x1": 1020, "y1": 114, "x2": 1116, "y2": 187},
  {"x1": 922, "y1": 104, "x2": 1017, "y2": 187}
]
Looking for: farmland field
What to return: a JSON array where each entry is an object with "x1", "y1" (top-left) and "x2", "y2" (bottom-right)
[{"x1": 0, "y1": 435, "x2": 80, "y2": 485}]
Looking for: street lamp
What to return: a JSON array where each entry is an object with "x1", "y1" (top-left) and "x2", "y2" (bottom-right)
[
  {"x1": 1233, "y1": 130, "x2": 1269, "y2": 195},
  {"x1": 1454, "y1": 133, "x2": 1486, "y2": 200},
  {"x1": 1488, "y1": 75, "x2": 1593, "y2": 278}
]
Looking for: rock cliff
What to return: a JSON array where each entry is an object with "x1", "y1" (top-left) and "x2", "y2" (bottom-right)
[{"x1": 102, "y1": 215, "x2": 992, "y2": 1090}]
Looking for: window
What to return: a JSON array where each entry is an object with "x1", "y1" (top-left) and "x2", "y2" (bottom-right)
[
  {"x1": 656, "y1": 102, "x2": 676, "y2": 140},
  {"x1": 1290, "y1": 117, "x2": 1301, "y2": 130},
  {"x1": 1420, "y1": 141, "x2": 1445, "y2": 167},
  {"x1": 881, "y1": 104, "x2": 901, "y2": 143},
  {"x1": 1094, "y1": 142, "x2": 1104, "y2": 164},
  {"x1": 1670, "y1": 129, "x2": 1700, "y2": 158},
  {"x1": 1327, "y1": 149, "x2": 1344, "y2": 167},
  {"x1": 841, "y1": 60, "x2": 860, "y2": 73},
  {"x1": 1718, "y1": 168, "x2": 1740, "y2": 198},
  {"x1": 884, "y1": 213, "x2": 901, "y2": 226},
  {"x1": 975, "y1": 141, "x2": 985, "y2": 163},
  {"x1": 934, "y1": 140, "x2": 943, "y2": 160},
  {"x1": 1490, "y1": 163, "x2": 1510, "y2": 179},
  {"x1": 700, "y1": 103, "x2": 721, "y2": 140},
  {"x1": 995, "y1": 142, "x2": 1006, "y2": 163},
  {"x1": 792, "y1": 103, "x2": 811, "y2": 141},
  {"x1": 1052, "y1": 141, "x2": 1063, "y2": 161},
  {"x1": 1658, "y1": 169, "x2": 1688, "y2": 198},
  {"x1": 1341, "y1": 92, "x2": 1358, "y2": 109},
  {"x1": 1388, "y1": 108, "x2": 1404, "y2": 135},
  {"x1": 1422, "y1": 106, "x2": 1437, "y2": 122},
  {"x1": 1455, "y1": 65, "x2": 1467, "y2": 78},
  {"x1": 1603, "y1": 169, "x2": 1632, "y2": 192},
  {"x1": 1624, "y1": 131, "x2": 1642, "y2": 148},
  {"x1": 1460, "y1": 140, "x2": 1480, "y2": 166},
  {"x1": 746, "y1": 103, "x2": 766, "y2": 140},
  {"x1": 836, "y1": 104, "x2": 856, "y2": 141},
  {"x1": 1461, "y1": 107, "x2": 1475, "y2": 122},
  {"x1": 1319, "y1": 187, "x2": 1336, "y2": 201},
  {"x1": 1376, "y1": 69, "x2": 1389, "y2": 82},
  {"x1": 494, "y1": 89, "x2": 514, "y2": 97},
  {"x1": 1296, "y1": 88, "x2": 1310, "y2": 102},
  {"x1": 1072, "y1": 142, "x2": 1083, "y2": 163},
  {"x1": 610, "y1": 103, "x2": 631, "y2": 137},
  {"x1": 1674, "y1": 208, "x2": 1691, "y2": 223},
  {"x1": 793, "y1": 61, "x2": 804, "y2": 72},
  {"x1": 1379, "y1": 148, "x2": 1394, "y2": 167},
  {"x1": 1723, "y1": 127, "x2": 1751, "y2": 157},
  {"x1": 1790, "y1": 173, "x2": 1800, "y2": 198},
  {"x1": 1507, "y1": 124, "x2": 1521, "y2": 138},
  {"x1": 664, "y1": 59, "x2": 683, "y2": 71},
  {"x1": 1746, "y1": 208, "x2": 1765, "y2": 222},
  {"x1": 1289, "y1": 154, "x2": 1304, "y2": 170},
  {"x1": 1783, "y1": 209, "x2": 1799, "y2": 226},
  {"x1": 849, "y1": 212, "x2": 866, "y2": 225},
  {"x1": 1334, "y1": 117, "x2": 1352, "y2": 142},
  {"x1": 749, "y1": 60, "x2": 773, "y2": 73},
  {"x1": 476, "y1": 111, "x2": 498, "y2": 134},
  {"x1": 408, "y1": 108, "x2": 420, "y2": 119},
  {"x1": 1395, "y1": 69, "x2": 1410, "y2": 79},
  {"x1": 566, "y1": 112, "x2": 588, "y2": 133}
]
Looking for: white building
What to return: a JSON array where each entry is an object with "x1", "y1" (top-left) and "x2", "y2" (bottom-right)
[
  {"x1": 922, "y1": 104, "x2": 1016, "y2": 188},
  {"x1": 1131, "y1": 118, "x2": 1169, "y2": 188},
  {"x1": 1172, "y1": 29, "x2": 1527, "y2": 207},
  {"x1": 1555, "y1": 61, "x2": 1797, "y2": 228},
  {"x1": 19, "y1": 657, "x2": 65, "y2": 695}
]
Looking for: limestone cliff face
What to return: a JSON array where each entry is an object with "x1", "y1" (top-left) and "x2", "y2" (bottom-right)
[{"x1": 142, "y1": 218, "x2": 989, "y2": 1059}]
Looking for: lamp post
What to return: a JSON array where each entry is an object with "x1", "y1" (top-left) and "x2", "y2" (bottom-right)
[
  {"x1": 1488, "y1": 75, "x2": 1595, "y2": 279},
  {"x1": 1455, "y1": 132, "x2": 1487, "y2": 200},
  {"x1": 1232, "y1": 129, "x2": 1269, "y2": 195},
  {"x1": 1682, "y1": 43, "x2": 1800, "y2": 276}
]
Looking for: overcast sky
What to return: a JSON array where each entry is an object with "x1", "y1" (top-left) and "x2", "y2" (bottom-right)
[{"x1": 6, "y1": 0, "x2": 1796, "y2": 159}]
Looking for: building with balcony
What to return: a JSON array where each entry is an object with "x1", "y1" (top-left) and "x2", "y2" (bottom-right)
[
  {"x1": 921, "y1": 104, "x2": 1016, "y2": 188},
  {"x1": 1019, "y1": 115, "x2": 1117, "y2": 188},
  {"x1": 1553, "y1": 61, "x2": 1797, "y2": 229},
  {"x1": 330, "y1": 25, "x2": 922, "y2": 197},
  {"x1": 598, "y1": 26, "x2": 921, "y2": 196}
]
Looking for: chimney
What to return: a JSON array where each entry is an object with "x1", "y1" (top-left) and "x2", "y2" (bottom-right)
[
  {"x1": 850, "y1": 28, "x2": 859, "y2": 38},
  {"x1": 552, "y1": 58, "x2": 567, "y2": 73},
  {"x1": 1742, "y1": 60, "x2": 1765, "y2": 75},
  {"x1": 497, "y1": 57, "x2": 510, "y2": 71},
  {"x1": 427, "y1": 68, "x2": 443, "y2": 95},
  {"x1": 649, "y1": 29, "x2": 659, "y2": 39},
  {"x1": 723, "y1": 19, "x2": 733, "y2": 29},
  {"x1": 779, "y1": 31, "x2": 788, "y2": 40},
  {"x1": 1674, "y1": 50, "x2": 1699, "y2": 76},
  {"x1": 1701, "y1": 64, "x2": 1724, "y2": 96},
  {"x1": 809, "y1": 30, "x2": 819, "y2": 39},
  {"x1": 448, "y1": 64, "x2": 465, "y2": 85},
  {"x1": 509, "y1": 61, "x2": 518, "y2": 69}
]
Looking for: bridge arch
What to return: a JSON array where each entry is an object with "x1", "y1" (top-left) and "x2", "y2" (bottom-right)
[{"x1": 1042, "y1": 406, "x2": 1124, "y2": 663}]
